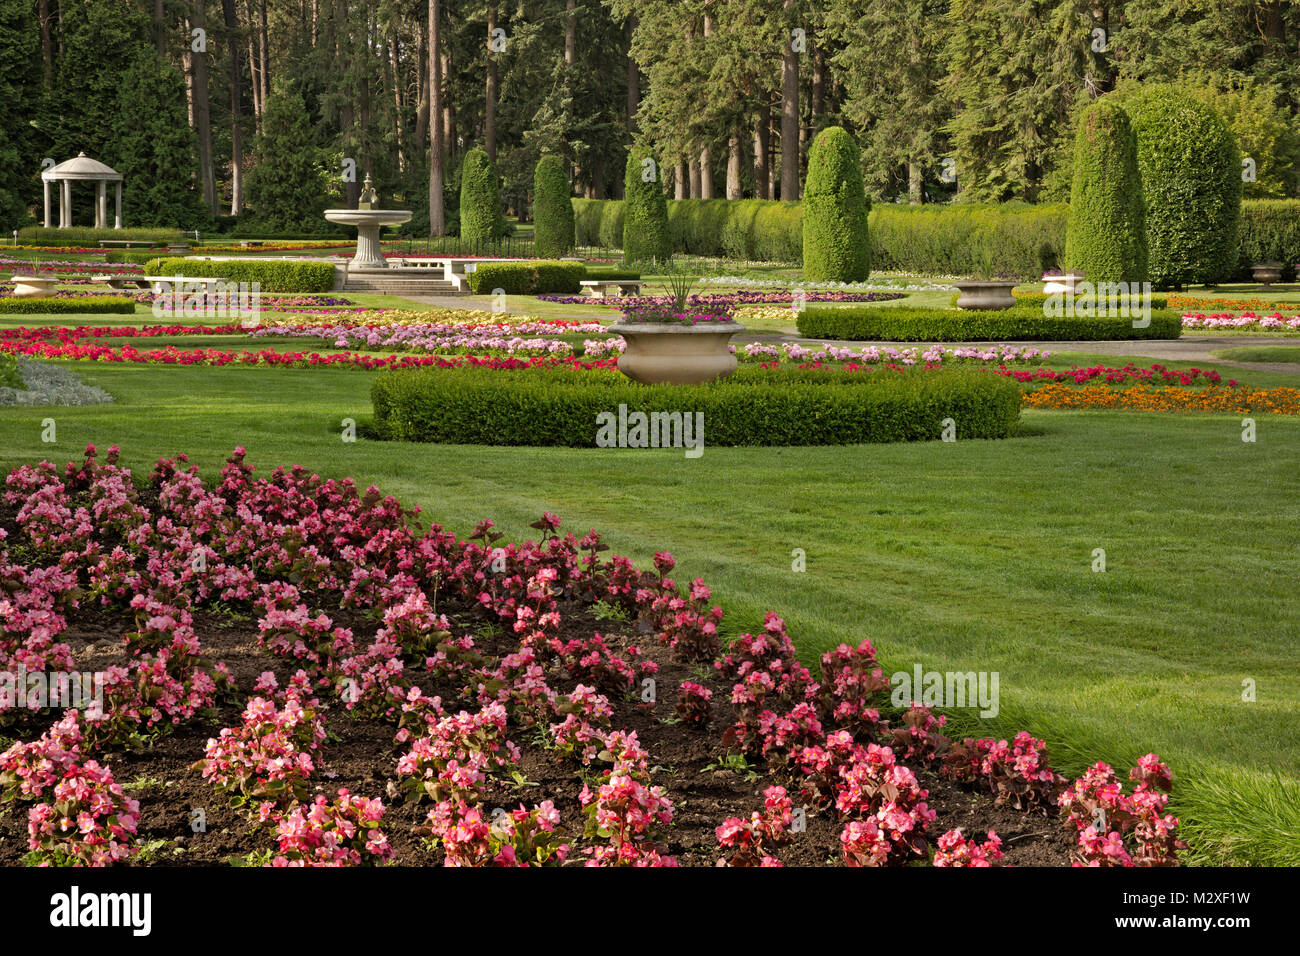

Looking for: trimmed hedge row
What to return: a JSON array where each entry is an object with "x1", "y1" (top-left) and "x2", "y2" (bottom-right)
[
  {"x1": 572, "y1": 197, "x2": 1065, "y2": 275},
  {"x1": 465, "y1": 260, "x2": 587, "y2": 295},
  {"x1": 370, "y1": 365, "x2": 1023, "y2": 446},
  {"x1": 0, "y1": 296, "x2": 136, "y2": 314},
  {"x1": 796, "y1": 305, "x2": 1183, "y2": 341},
  {"x1": 17, "y1": 226, "x2": 183, "y2": 246},
  {"x1": 143, "y1": 258, "x2": 336, "y2": 293},
  {"x1": 1236, "y1": 200, "x2": 1300, "y2": 279}
]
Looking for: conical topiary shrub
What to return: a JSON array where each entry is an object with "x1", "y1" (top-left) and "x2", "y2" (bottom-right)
[
  {"x1": 802, "y1": 126, "x2": 870, "y2": 282},
  {"x1": 459, "y1": 148, "x2": 501, "y2": 245},
  {"x1": 1065, "y1": 98, "x2": 1147, "y2": 283},
  {"x1": 1121, "y1": 85, "x2": 1241, "y2": 289},
  {"x1": 533, "y1": 154, "x2": 575, "y2": 258},
  {"x1": 622, "y1": 147, "x2": 671, "y2": 265}
]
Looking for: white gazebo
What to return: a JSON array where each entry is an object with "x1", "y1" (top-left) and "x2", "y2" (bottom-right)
[{"x1": 41, "y1": 153, "x2": 124, "y2": 229}]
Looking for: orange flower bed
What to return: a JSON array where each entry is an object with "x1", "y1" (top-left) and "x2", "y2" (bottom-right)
[
  {"x1": 1022, "y1": 383, "x2": 1300, "y2": 415},
  {"x1": 1166, "y1": 293, "x2": 1300, "y2": 313}
]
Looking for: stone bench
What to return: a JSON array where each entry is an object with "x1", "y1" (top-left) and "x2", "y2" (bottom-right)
[
  {"x1": 580, "y1": 279, "x2": 643, "y2": 298},
  {"x1": 141, "y1": 275, "x2": 230, "y2": 297},
  {"x1": 91, "y1": 275, "x2": 151, "y2": 290},
  {"x1": 238, "y1": 240, "x2": 266, "y2": 249}
]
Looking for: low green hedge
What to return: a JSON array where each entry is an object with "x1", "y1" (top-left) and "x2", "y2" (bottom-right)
[
  {"x1": 17, "y1": 226, "x2": 182, "y2": 246},
  {"x1": 584, "y1": 267, "x2": 641, "y2": 280},
  {"x1": 104, "y1": 250, "x2": 165, "y2": 265},
  {"x1": 465, "y1": 260, "x2": 587, "y2": 295},
  {"x1": 143, "y1": 257, "x2": 336, "y2": 293},
  {"x1": 370, "y1": 365, "x2": 1023, "y2": 446},
  {"x1": 1011, "y1": 290, "x2": 1169, "y2": 311},
  {"x1": 797, "y1": 305, "x2": 1182, "y2": 341},
  {"x1": 0, "y1": 296, "x2": 136, "y2": 314}
]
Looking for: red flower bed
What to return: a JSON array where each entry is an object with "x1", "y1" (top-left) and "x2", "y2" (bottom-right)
[{"x1": 0, "y1": 446, "x2": 1186, "y2": 866}]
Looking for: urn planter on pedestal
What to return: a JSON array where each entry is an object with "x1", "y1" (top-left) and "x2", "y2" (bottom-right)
[
  {"x1": 1251, "y1": 262, "x2": 1283, "y2": 287},
  {"x1": 1042, "y1": 273, "x2": 1085, "y2": 296},
  {"x1": 952, "y1": 280, "x2": 1018, "y2": 310},
  {"x1": 610, "y1": 322, "x2": 745, "y2": 385},
  {"x1": 10, "y1": 276, "x2": 57, "y2": 298}
]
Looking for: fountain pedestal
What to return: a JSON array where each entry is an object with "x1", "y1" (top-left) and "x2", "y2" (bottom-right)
[{"x1": 323, "y1": 209, "x2": 413, "y2": 270}]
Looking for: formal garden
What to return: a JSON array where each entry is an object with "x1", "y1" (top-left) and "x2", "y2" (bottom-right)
[{"x1": 0, "y1": 1, "x2": 1296, "y2": 880}]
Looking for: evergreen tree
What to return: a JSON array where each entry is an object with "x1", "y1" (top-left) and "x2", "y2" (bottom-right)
[
  {"x1": 48, "y1": 0, "x2": 154, "y2": 161},
  {"x1": 243, "y1": 83, "x2": 332, "y2": 233},
  {"x1": 459, "y1": 147, "x2": 502, "y2": 243},
  {"x1": 826, "y1": 0, "x2": 951, "y2": 202},
  {"x1": 1179, "y1": 74, "x2": 1299, "y2": 200},
  {"x1": 622, "y1": 147, "x2": 670, "y2": 263},
  {"x1": 533, "y1": 154, "x2": 575, "y2": 257},
  {"x1": 0, "y1": 0, "x2": 42, "y2": 227},
  {"x1": 802, "y1": 126, "x2": 870, "y2": 281},
  {"x1": 1064, "y1": 99, "x2": 1146, "y2": 282},
  {"x1": 941, "y1": 0, "x2": 1109, "y2": 201},
  {"x1": 110, "y1": 53, "x2": 209, "y2": 230}
]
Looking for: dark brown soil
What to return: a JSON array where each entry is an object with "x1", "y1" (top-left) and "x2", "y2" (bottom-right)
[{"x1": 0, "y1": 583, "x2": 1074, "y2": 867}]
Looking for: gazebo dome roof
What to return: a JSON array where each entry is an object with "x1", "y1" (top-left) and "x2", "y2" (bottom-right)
[{"x1": 42, "y1": 153, "x2": 122, "y2": 181}]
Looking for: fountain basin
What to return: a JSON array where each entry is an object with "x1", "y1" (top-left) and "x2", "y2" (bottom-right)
[{"x1": 324, "y1": 208, "x2": 413, "y2": 269}]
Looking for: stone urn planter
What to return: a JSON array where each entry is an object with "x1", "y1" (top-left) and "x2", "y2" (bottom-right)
[
  {"x1": 1252, "y1": 261, "x2": 1283, "y2": 287},
  {"x1": 1042, "y1": 272, "x2": 1085, "y2": 296},
  {"x1": 609, "y1": 321, "x2": 745, "y2": 385},
  {"x1": 10, "y1": 275, "x2": 57, "y2": 298},
  {"x1": 952, "y1": 280, "x2": 1018, "y2": 310}
]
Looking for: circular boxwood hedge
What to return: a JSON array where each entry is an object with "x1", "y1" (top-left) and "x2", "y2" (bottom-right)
[
  {"x1": 802, "y1": 126, "x2": 870, "y2": 282},
  {"x1": 369, "y1": 365, "x2": 1022, "y2": 446},
  {"x1": 622, "y1": 147, "x2": 671, "y2": 264},
  {"x1": 533, "y1": 155, "x2": 575, "y2": 258},
  {"x1": 1122, "y1": 85, "x2": 1242, "y2": 289},
  {"x1": 459, "y1": 148, "x2": 502, "y2": 245},
  {"x1": 1065, "y1": 99, "x2": 1147, "y2": 283}
]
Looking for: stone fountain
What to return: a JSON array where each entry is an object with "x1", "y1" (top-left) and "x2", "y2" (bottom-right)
[{"x1": 324, "y1": 174, "x2": 412, "y2": 270}]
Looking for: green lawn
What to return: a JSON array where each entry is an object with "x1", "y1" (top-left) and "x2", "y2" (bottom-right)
[
  {"x1": 1212, "y1": 346, "x2": 1300, "y2": 364},
  {"x1": 0, "y1": 357, "x2": 1296, "y2": 864}
]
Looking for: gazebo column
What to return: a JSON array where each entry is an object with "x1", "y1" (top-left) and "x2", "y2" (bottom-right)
[
  {"x1": 61, "y1": 180, "x2": 71, "y2": 228},
  {"x1": 43, "y1": 179, "x2": 51, "y2": 228},
  {"x1": 114, "y1": 182, "x2": 122, "y2": 229}
]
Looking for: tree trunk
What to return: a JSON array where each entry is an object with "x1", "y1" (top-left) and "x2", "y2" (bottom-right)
[
  {"x1": 391, "y1": 37, "x2": 405, "y2": 173},
  {"x1": 442, "y1": 49, "x2": 454, "y2": 159},
  {"x1": 258, "y1": 0, "x2": 270, "y2": 107},
  {"x1": 780, "y1": 0, "x2": 800, "y2": 200},
  {"x1": 243, "y1": 0, "x2": 261, "y2": 122},
  {"x1": 811, "y1": 40, "x2": 825, "y2": 128},
  {"x1": 768, "y1": 109, "x2": 778, "y2": 198},
  {"x1": 486, "y1": 3, "x2": 498, "y2": 161},
  {"x1": 565, "y1": 0, "x2": 576, "y2": 65},
  {"x1": 154, "y1": 0, "x2": 166, "y2": 55},
  {"x1": 675, "y1": 159, "x2": 688, "y2": 200},
  {"x1": 908, "y1": 161, "x2": 922, "y2": 205},
  {"x1": 625, "y1": 15, "x2": 638, "y2": 134},
  {"x1": 414, "y1": 18, "x2": 428, "y2": 147},
  {"x1": 221, "y1": 0, "x2": 243, "y2": 214},
  {"x1": 699, "y1": 146, "x2": 713, "y2": 199},
  {"x1": 689, "y1": 160, "x2": 701, "y2": 199},
  {"x1": 754, "y1": 105, "x2": 770, "y2": 199},
  {"x1": 38, "y1": 0, "x2": 53, "y2": 86},
  {"x1": 191, "y1": 0, "x2": 218, "y2": 214},
  {"x1": 428, "y1": 0, "x2": 445, "y2": 235},
  {"x1": 726, "y1": 134, "x2": 743, "y2": 199}
]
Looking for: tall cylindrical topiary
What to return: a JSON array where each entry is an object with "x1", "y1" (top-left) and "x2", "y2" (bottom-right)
[
  {"x1": 623, "y1": 147, "x2": 671, "y2": 264},
  {"x1": 533, "y1": 154, "x2": 575, "y2": 258},
  {"x1": 1122, "y1": 85, "x2": 1242, "y2": 289},
  {"x1": 1065, "y1": 99, "x2": 1147, "y2": 283},
  {"x1": 802, "y1": 126, "x2": 870, "y2": 282},
  {"x1": 459, "y1": 148, "x2": 501, "y2": 245}
]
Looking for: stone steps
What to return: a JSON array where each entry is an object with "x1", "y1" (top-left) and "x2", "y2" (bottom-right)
[{"x1": 338, "y1": 278, "x2": 462, "y2": 296}]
